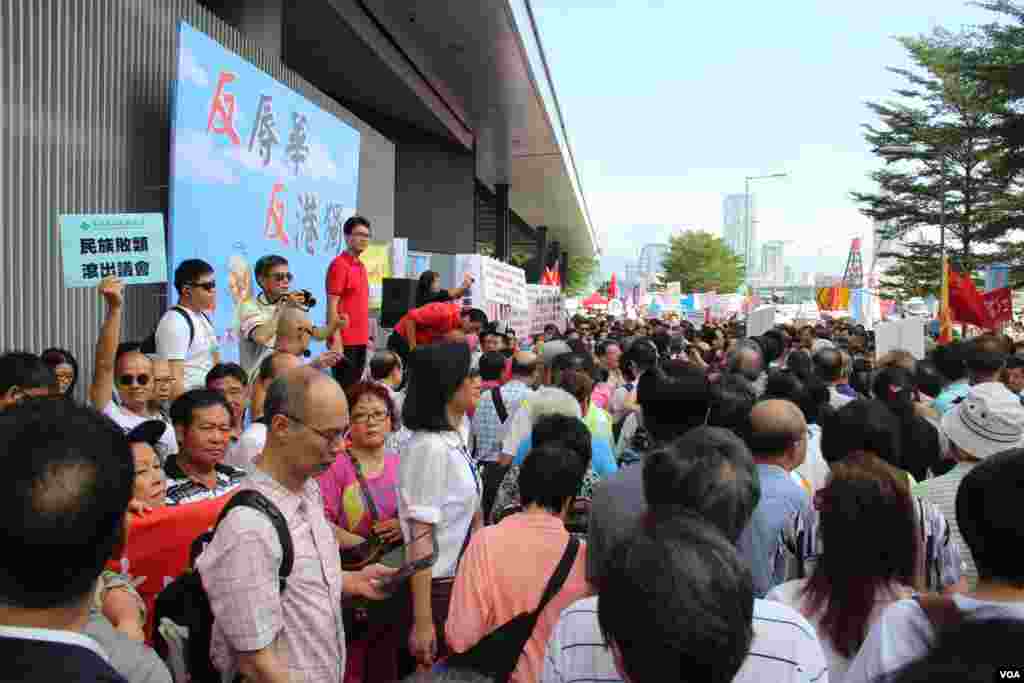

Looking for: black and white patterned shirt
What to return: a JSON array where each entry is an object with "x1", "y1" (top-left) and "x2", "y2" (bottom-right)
[{"x1": 163, "y1": 454, "x2": 246, "y2": 506}]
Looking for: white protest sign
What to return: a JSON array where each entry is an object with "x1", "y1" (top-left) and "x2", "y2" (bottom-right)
[
  {"x1": 748, "y1": 306, "x2": 776, "y2": 337},
  {"x1": 454, "y1": 254, "x2": 528, "y2": 325},
  {"x1": 875, "y1": 318, "x2": 926, "y2": 360},
  {"x1": 608, "y1": 299, "x2": 624, "y2": 316},
  {"x1": 527, "y1": 284, "x2": 565, "y2": 337}
]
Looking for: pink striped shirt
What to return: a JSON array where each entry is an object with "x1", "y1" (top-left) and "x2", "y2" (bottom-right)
[{"x1": 198, "y1": 469, "x2": 347, "y2": 682}]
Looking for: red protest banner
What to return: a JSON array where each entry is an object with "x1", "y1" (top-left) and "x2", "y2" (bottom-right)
[{"x1": 982, "y1": 287, "x2": 1013, "y2": 327}]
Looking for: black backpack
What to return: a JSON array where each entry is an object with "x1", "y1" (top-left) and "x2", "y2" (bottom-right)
[
  {"x1": 153, "y1": 490, "x2": 294, "y2": 683},
  {"x1": 140, "y1": 306, "x2": 211, "y2": 355},
  {"x1": 445, "y1": 537, "x2": 579, "y2": 683}
]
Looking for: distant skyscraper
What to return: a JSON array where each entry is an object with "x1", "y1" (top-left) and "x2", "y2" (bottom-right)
[
  {"x1": 723, "y1": 194, "x2": 757, "y2": 277},
  {"x1": 761, "y1": 240, "x2": 785, "y2": 285}
]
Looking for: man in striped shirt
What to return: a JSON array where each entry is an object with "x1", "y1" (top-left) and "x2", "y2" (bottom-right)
[
  {"x1": 164, "y1": 390, "x2": 246, "y2": 505},
  {"x1": 543, "y1": 427, "x2": 828, "y2": 683}
]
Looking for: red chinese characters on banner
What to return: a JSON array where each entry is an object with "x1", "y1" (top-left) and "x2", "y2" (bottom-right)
[
  {"x1": 207, "y1": 71, "x2": 241, "y2": 146},
  {"x1": 983, "y1": 287, "x2": 1013, "y2": 326},
  {"x1": 265, "y1": 182, "x2": 288, "y2": 245}
]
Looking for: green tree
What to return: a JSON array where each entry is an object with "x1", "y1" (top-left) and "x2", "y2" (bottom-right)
[
  {"x1": 877, "y1": 240, "x2": 943, "y2": 300},
  {"x1": 564, "y1": 256, "x2": 599, "y2": 296},
  {"x1": 852, "y1": 27, "x2": 1019, "y2": 283},
  {"x1": 661, "y1": 231, "x2": 745, "y2": 293}
]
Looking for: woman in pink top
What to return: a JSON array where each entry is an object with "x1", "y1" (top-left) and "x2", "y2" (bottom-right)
[
  {"x1": 318, "y1": 381, "x2": 401, "y2": 683},
  {"x1": 446, "y1": 443, "x2": 594, "y2": 683}
]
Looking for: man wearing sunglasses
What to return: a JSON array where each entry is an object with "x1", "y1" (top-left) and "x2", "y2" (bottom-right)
[
  {"x1": 240, "y1": 254, "x2": 340, "y2": 377},
  {"x1": 156, "y1": 259, "x2": 221, "y2": 400},
  {"x1": 90, "y1": 276, "x2": 179, "y2": 462}
]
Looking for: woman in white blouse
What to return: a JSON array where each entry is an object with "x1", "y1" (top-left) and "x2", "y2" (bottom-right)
[
  {"x1": 768, "y1": 456, "x2": 920, "y2": 681},
  {"x1": 399, "y1": 341, "x2": 482, "y2": 670}
]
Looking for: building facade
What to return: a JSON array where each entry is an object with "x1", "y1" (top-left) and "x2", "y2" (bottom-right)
[
  {"x1": 761, "y1": 240, "x2": 785, "y2": 286},
  {"x1": 1, "y1": 0, "x2": 598, "y2": 402},
  {"x1": 722, "y1": 193, "x2": 757, "y2": 277}
]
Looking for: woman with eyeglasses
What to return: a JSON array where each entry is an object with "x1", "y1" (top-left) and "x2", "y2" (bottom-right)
[
  {"x1": 317, "y1": 381, "x2": 403, "y2": 683},
  {"x1": 399, "y1": 342, "x2": 483, "y2": 672},
  {"x1": 89, "y1": 276, "x2": 179, "y2": 462},
  {"x1": 40, "y1": 347, "x2": 79, "y2": 396}
]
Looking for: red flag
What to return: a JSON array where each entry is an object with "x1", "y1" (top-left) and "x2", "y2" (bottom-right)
[
  {"x1": 983, "y1": 287, "x2": 1013, "y2": 327},
  {"x1": 608, "y1": 273, "x2": 619, "y2": 299},
  {"x1": 948, "y1": 260, "x2": 993, "y2": 329}
]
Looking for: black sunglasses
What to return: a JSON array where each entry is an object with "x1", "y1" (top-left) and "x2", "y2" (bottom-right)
[
  {"x1": 271, "y1": 272, "x2": 294, "y2": 282},
  {"x1": 118, "y1": 374, "x2": 151, "y2": 386},
  {"x1": 189, "y1": 281, "x2": 217, "y2": 291}
]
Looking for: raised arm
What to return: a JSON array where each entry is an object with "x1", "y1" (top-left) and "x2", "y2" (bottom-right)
[{"x1": 89, "y1": 276, "x2": 125, "y2": 411}]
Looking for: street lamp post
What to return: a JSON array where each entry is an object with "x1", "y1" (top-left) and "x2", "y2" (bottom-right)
[{"x1": 744, "y1": 173, "x2": 789, "y2": 283}]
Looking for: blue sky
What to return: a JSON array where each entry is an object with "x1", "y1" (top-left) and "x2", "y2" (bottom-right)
[{"x1": 532, "y1": 0, "x2": 1003, "y2": 281}]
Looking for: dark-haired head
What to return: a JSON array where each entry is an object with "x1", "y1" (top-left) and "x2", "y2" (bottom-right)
[
  {"x1": 965, "y1": 335, "x2": 1007, "y2": 382},
  {"x1": 532, "y1": 414, "x2": 592, "y2": 468},
  {"x1": 763, "y1": 368, "x2": 829, "y2": 426},
  {"x1": 913, "y1": 359, "x2": 947, "y2": 399},
  {"x1": 801, "y1": 456, "x2": 918, "y2": 658},
  {"x1": 643, "y1": 427, "x2": 759, "y2": 544},
  {"x1": 708, "y1": 374, "x2": 756, "y2": 432},
  {"x1": 884, "y1": 619, "x2": 1024, "y2": 683},
  {"x1": 415, "y1": 270, "x2": 440, "y2": 307},
  {"x1": 639, "y1": 364, "x2": 711, "y2": 443},
  {"x1": 369, "y1": 350, "x2": 402, "y2": 383},
  {"x1": 0, "y1": 400, "x2": 134, "y2": 608},
  {"x1": 519, "y1": 444, "x2": 589, "y2": 515},
  {"x1": 173, "y1": 258, "x2": 215, "y2": 295},
  {"x1": 0, "y1": 351, "x2": 56, "y2": 409},
  {"x1": 478, "y1": 351, "x2": 507, "y2": 382},
  {"x1": 170, "y1": 389, "x2": 232, "y2": 430},
  {"x1": 785, "y1": 349, "x2": 813, "y2": 381},
  {"x1": 814, "y1": 347, "x2": 844, "y2": 383},
  {"x1": 821, "y1": 399, "x2": 902, "y2": 469},
  {"x1": 598, "y1": 516, "x2": 754, "y2": 683},
  {"x1": 957, "y1": 448, "x2": 1024, "y2": 586},
  {"x1": 343, "y1": 215, "x2": 370, "y2": 236},
  {"x1": 403, "y1": 342, "x2": 474, "y2": 432},
  {"x1": 41, "y1": 347, "x2": 79, "y2": 396}
]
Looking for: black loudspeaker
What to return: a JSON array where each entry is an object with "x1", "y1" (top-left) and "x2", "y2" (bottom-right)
[{"x1": 381, "y1": 278, "x2": 418, "y2": 329}]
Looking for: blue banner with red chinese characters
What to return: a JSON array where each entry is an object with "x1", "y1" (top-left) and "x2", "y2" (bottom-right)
[{"x1": 169, "y1": 21, "x2": 361, "y2": 362}]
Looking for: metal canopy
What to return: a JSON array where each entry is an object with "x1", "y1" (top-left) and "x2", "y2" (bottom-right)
[{"x1": 321, "y1": 0, "x2": 600, "y2": 258}]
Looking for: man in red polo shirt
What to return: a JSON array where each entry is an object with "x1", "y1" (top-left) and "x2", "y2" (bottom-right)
[
  {"x1": 386, "y1": 302, "x2": 488, "y2": 363},
  {"x1": 326, "y1": 216, "x2": 371, "y2": 389}
]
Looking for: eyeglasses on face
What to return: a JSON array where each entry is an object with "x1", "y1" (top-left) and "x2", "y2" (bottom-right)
[
  {"x1": 350, "y1": 231, "x2": 371, "y2": 239},
  {"x1": 351, "y1": 410, "x2": 390, "y2": 426},
  {"x1": 189, "y1": 281, "x2": 217, "y2": 291},
  {"x1": 118, "y1": 374, "x2": 151, "y2": 387},
  {"x1": 284, "y1": 413, "x2": 347, "y2": 445},
  {"x1": 271, "y1": 272, "x2": 294, "y2": 283}
]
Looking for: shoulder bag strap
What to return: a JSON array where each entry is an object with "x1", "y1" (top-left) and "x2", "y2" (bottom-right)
[
  {"x1": 348, "y1": 454, "x2": 382, "y2": 523},
  {"x1": 215, "y1": 490, "x2": 294, "y2": 589},
  {"x1": 492, "y1": 386, "x2": 509, "y2": 424},
  {"x1": 533, "y1": 537, "x2": 580, "y2": 617},
  {"x1": 172, "y1": 306, "x2": 196, "y2": 350}
]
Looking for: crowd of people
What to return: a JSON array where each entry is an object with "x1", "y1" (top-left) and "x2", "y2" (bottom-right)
[{"x1": 4, "y1": 223, "x2": 1024, "y2": 683}]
